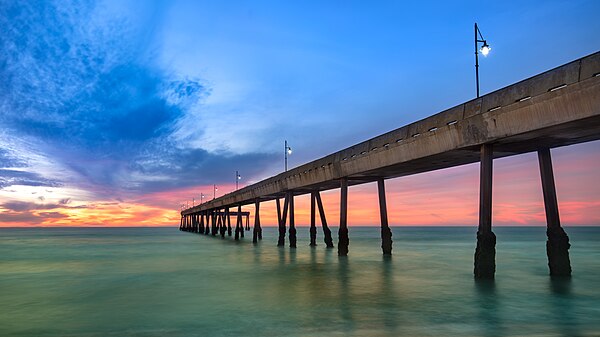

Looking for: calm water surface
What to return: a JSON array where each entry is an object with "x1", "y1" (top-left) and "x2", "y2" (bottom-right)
[{"x1": 1, "y1": 226, "x2": 599, "y2": 337}]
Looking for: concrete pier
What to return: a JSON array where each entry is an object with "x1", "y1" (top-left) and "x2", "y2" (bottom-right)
[{"x1": 179, "y1": 52, "x2": 600, "y2": 277}]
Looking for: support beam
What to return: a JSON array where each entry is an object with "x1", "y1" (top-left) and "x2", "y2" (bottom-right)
[
  {"x1": 253, "y1": 200, "x2": 262, "y2": 243},
  {"x1": 199, "y1": 212, "x2": 205, "y2": 233},
  {"x1": 309, "y1": 192, "x2": 317, "y2": 246},
  {"x1": 277, "y1": 196, "x2": 289, "y2": 247},
  {"x1": 226, "y1": 207, "x2": 232, "y2": 237},
  {"x1": 378, "y1": 178, "x2": 393, "y2": 255},
  {"x1": 219, "y1": 209, "x2": 226, "y2": 238},
  {"x1": 338, "y1": 177, "x2": 349, "y2": 256},
  {"x1": 204, "y1": 212, "x2": 210, "y2": 235},
  {"x1": 235, "y1": 205, "x2": 242, "y2": 241},
  {"x1": 538, "y1": 148, "x2": 572, "y2": 277},
  {"x1": 240, "y1": 207, "x2": 245, "y2": 238},
  {"x1": 211, "y1": 210, "x2": 217, "y2": 236},
  {"x1": 315, "y1": 191, "x2": 334, "y2": 248},
  {"x1": 179, "y1": 216, "x2": 183, "y2": 231},
  {"x1": 474, "y1": 144, "x2": 496, "y2": 279},
  {"x1": 289, "y1": 192, "x2": 297, "y2": 248}
]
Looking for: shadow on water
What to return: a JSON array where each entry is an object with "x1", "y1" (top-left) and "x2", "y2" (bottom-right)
[
  {"x1": 474, "y1": 279, "x2": 505, "y2": 337},
  {"x1": 549, "y1": 277, "x2": 581, "y2": 337}
]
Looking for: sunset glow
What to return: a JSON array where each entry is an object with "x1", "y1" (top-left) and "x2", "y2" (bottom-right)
[{"x1": 1, "y1": 1, "x2": 599, "y2": 228}]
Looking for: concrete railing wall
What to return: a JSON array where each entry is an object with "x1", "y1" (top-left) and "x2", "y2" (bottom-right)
[{"x1": 183, "y1": 51, "x2": 600, "y2": 214}]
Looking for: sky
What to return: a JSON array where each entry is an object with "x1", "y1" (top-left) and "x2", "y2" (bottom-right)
[{"x1": 1, "y1": 0, "x2": 599, "y2": 227}]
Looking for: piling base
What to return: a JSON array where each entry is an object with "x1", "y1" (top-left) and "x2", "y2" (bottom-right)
[
  {"x1": 309, "y1": 226, "x2": 317, "y2": 246},
  {"x1": 381, "y1": 227, "x2": 393, "y2": 255},
  {"x1": 547, "y1": 227, "x2": 572, "y2": 277},
  {"x1": 277, "y1": 227, "x2": 286, "y2": 247},
  {"x1": 338, "y1": 227, "x2": 349, "y2": 256},
  {"x1": 324, "y1": 227, "x2": 334, "y2": 248},
  {"x1": 474, "y1": 230, "x2": 496, "y2": 279},
  {"x1": 289, "y1": 227, "x2": 297, "y2": 248}
]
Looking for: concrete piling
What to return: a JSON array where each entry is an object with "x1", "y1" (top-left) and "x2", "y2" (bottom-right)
[
  {"x1": 253, "y1": 200, "x2": 262, "y2": 243},
  {"x1": 378, "y1": 178, "x2": 393, "y2": 255},
  {"x1": 338, "y1": 177, "x2": 349, "y2": 256},
  {"x1": 474, "y1": 144, "x2": 496, "y2": 279},
  {"x1": 289, "y1": 192, "x2": 297, "y2": 248},
  {"x1": 538, "y1": 148, "x2": 572, "y2": 277}
]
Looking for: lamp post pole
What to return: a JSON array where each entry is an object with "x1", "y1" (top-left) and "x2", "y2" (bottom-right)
[
  {"x1": 236, "y1": 171, "x2": 241, "y2": 190},
  {"x1": 285, "y1": 140, "x2": 292, "y2": 172},
  {"x1": 200, "y1": 193, "x2": 204, "y2": 204},
  {"x1": 474, "y1": 23, "x2": 491, "y2": 98},
  {"x1": 213, "y1": 185, "x2": 218, "y2": 200}
]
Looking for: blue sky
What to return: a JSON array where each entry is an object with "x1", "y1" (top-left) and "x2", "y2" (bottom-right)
[{"x1": 1, "y1": 0, "x2": 599, "y2": 225}]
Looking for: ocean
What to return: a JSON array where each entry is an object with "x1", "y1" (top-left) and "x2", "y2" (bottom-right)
[{"x1": 1, "y1": 226, "x2": 598, "y2": 337}]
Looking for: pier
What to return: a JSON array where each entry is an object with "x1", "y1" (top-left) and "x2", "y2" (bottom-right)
[{"x1": 180, "y1": 52, "x2": 600, "y2": 278}]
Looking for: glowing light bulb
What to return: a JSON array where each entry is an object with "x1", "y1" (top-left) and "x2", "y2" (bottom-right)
[{"x1": 480, "y1": 44, "x2": 491, "y2": 56}]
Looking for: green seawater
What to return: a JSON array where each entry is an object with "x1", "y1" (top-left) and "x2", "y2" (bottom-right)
[{"x1": 1, "y1": 226, "x2": 599, "y2": 337}]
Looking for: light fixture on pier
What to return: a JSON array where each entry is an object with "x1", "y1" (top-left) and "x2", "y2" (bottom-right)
[
  {"x1": 213, "y1": 185, "x2": 218, "y2": 200},
  {"x1": 474, "y1": 23, "x2": 492, "y2": 98},
  {"x1": 285, "y1": 140, "x2": 292, "y2": 171},
  {"x1": 200, "y1": 193, "x2": 205, "y2": 204},
  {"x1": 236, "y1": 171, "x2": 241, "y2": 190}
]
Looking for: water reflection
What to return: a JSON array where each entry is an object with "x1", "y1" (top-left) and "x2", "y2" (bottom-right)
[
  {"x1": 549, "y1": 277, "x2": 581, "y2": 337},
  {"x1": 381, "y1": 256, "x2": 399, "y2": 334},
  {"x1": 337, "y1": 257, "x2": 354, "y2": 333},
  {"x1": 475, "y1": 279, "x2": 504, "y2": 337}
]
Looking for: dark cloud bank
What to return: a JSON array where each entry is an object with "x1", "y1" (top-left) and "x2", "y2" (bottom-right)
[{"x1": 0, "y1": 1, "x2": 276, "y2": 198}]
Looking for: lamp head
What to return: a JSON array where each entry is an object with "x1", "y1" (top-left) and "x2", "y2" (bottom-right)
[
  {"x1": 287, "y1": 148, "x2": 292, "y2": 155},
  {"x1": 480, "y1": 42, "x2": 491, "y2": 56}
]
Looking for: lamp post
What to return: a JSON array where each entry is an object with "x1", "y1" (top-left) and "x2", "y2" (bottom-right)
[
  {"x1": 192, "y1": 198, "x2": 195, "y2": 207},
  {"x1": 200, "y1": 193, "x2": 205, "y2": 204},
  {"x1": 236, "y1": 171, "x2": 241, "y2": 190},
  {"x1": 474, "y1": 23, "x2": 491, "y2": 98},
  {"x1": 213, "y1": 185, "x2": 218, "y2": 200},
  {"x1": 285, "y1": 140, "x2": 292, "y2": 171}
]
